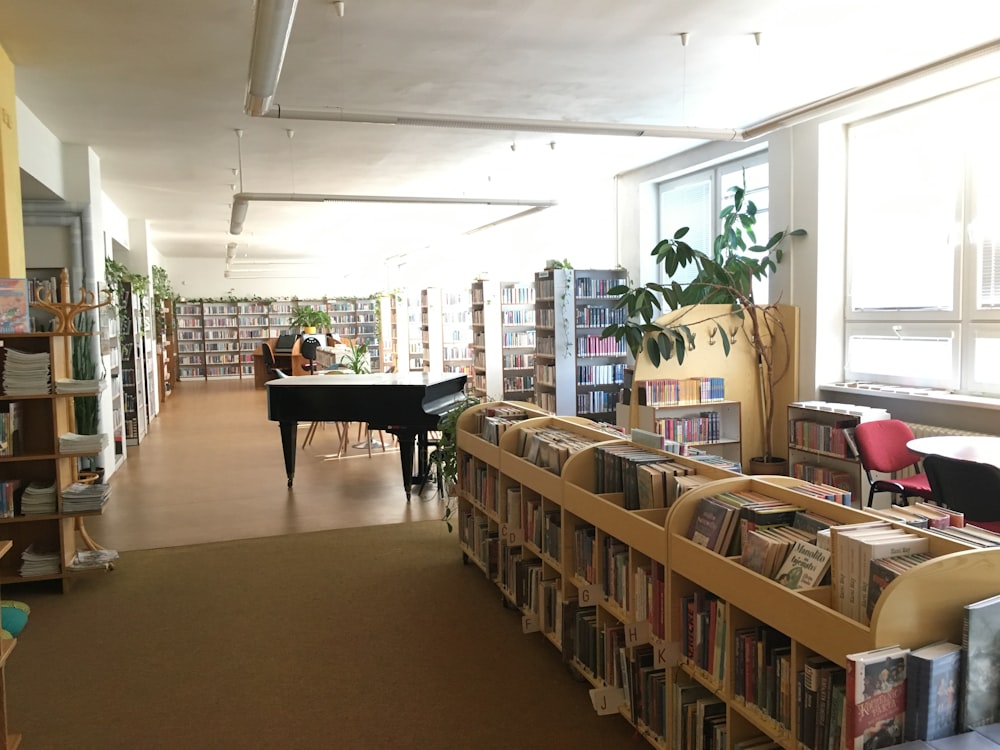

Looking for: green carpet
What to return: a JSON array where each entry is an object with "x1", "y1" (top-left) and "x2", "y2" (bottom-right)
[{"x1": 7, "y1": 522, "x2": 640, "y2": 749}]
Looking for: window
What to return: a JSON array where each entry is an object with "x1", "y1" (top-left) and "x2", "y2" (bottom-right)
[
  {"x1": 845, "y1": 79, "x2": 1000, "y2": 395},
  {"x1": 657, "y1": 151, "x2": 771, "y2": 299}
]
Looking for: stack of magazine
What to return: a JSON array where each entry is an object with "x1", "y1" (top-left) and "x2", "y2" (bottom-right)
[
  {"x1": 61, "y1": 482, "x2": 112, "y2": 513},
  {"x1": 58, "y1": 432, "x2": 109, "y2": 454},
  {"x1": 19, "y1": 544, "x2": 60, "y2": 577},
  {"x1": 20, "y1": 480, "x2": 57, "y2": 515},
  {"x1": 68, "y1": 549, "x2": 118, "y2": 571},
  {"x1": 54, "y1": 378, "x2": 104, "y2": 395},
  {"x1": 2, "y1": 348, "x2": 50, "y2": 395}
]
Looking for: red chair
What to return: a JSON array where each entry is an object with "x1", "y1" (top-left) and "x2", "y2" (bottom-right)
[
  {"x1": 853, "y1": 419, "x2": 934, "y2": 507},
  {"x1": 922, "y1": 454, "x2": 1000, "y2": 533}
]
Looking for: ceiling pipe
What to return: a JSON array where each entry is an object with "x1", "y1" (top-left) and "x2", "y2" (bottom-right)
[
  {"x1": 228, "y1": 191, "x2": 557, "y2": 235},
  {"x1": 244, "y1": 0, "x2": 299, "y2": 117}
]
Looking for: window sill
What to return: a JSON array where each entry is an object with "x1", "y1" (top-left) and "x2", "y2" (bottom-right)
[{"x1": 821, "y1": 382, "x2": 1000, "y2": 413}]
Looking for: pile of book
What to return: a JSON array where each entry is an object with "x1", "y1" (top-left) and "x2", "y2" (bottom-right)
[
  {"x1": 516, "y1": 426, "x2": 600, "y2": 475},
  {"x1": 58, "y1": 431, "x2": 109, "y2": 454},
  {"x1": 19, "y1": 544, "x2": 60, "y2": 577},
  {"x1": 593, "y1": 444, "x2": 714, "y2": 510},
  {"x1": 61, "y1": 481, "x2": 112, "y2": 513},
  {"x1": 20, "y1": 480, "x2": 56, "y2": 515},
  {"x1": 476, "y1": 404, "x2": 530, "y2": 445},
  {"x1": 2, "y1": 347, "x2": 51, "y2": 395}
]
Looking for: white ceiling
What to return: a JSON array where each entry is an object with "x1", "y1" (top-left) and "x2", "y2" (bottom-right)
[{"x1": 2, "y1": 1, "x2": 1000, "y2": 283}]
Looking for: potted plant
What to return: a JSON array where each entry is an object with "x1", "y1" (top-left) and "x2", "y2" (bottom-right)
[
  {"x1": 339, "y1": 341, "x2": 371, "y2": 374},
  {"x1": 437, "y1": 394, "x2": 480, "y2": 531},
  {"x1": 602, "y1": 176, "x2": 805, "y2": 471},
  {"x1": 289, "y1": 305, "x2": 332, "y2": 333}
]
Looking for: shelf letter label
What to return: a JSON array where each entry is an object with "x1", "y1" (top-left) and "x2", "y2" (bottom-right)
[
  {"x1": 521, "y1": 613, "x2": 539, "y2": 634},
  {"x1": 589, "y1": 687, "x2": 625, "y2": 715},
  {"x1": 578, "y1": 582, "x2": 602, "y2": 606},
  {"x1": 624, "y1": 620, "x2": 650, "y2": 647},
  {"x1": 499, "y1": 524, "x2": 523, "y2": 546}
]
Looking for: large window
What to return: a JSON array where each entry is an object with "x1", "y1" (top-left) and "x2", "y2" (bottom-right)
[
  {"x1": 657, "y1": 152, "x2": 771, "y2": 300},
  {"x1": 845, "y1": 79, "x2": 1000, "y2": 395}
]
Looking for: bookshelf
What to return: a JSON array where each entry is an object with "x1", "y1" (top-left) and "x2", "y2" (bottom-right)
[
  {"x1": 354, "y1": 297, "x2": 380, "y2": 371},
  {"x1": 155, "y1": 298, "x2": 174, "y2": 404},
  {"x1": 634, "y1": 397, "x2": 743, "y2": 464},
  {"x1": 498, "y1": 280, "x2": 536, "y2": 402},
  {"x1": 99, "y1": 288, "x2": 126, "y2": 470},
  {"x1": 267, "y1": 299, "x2": 294, "y2": 337},
  {"x1": 441, "y1": 288, "x2": 473, "y2": 378},
  {"x1": 237, "y1": 301, "x2": 269, "y2": 380},
  {"x1": 406, "y1": 292, "x2": 424, "y2": 372},
  {"x1": 202, "y1": 302, "x2": 240, "y2": 379},
  {"x1": 174, "y1": 301, "x2": 205, "y2": 380},
  {"x1": 120, "y1": 282, "x2": 149, "y2": 445},
  {"x1": 420, "y1": 287, "x2": 443, "y2": 372},
  {"x1": 0, "y1": 540, "x2": 20, "y2": 748},
  {"x1": 470, "y1": 280, "x2": 501, "y2": 398},
  {"x1": 534, "y1": 268, "x2": 627, "y2": 419},
  {"x1": 378, "y1": 293, "x2": 397, "y2": 373},
  {"x1": 0, "y1": 332, "x2": 114, "y2": 593},
  {"x1": 456, "y1": 401, "x2": 1000, "y2": 748},
  {"x1": 787, "y1": 401, "x2": 891, "y2": 507}
]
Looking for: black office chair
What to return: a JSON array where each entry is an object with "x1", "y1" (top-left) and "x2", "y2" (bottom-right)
[
  {"x1": 922, "y1": 454, "x2": 1000, "y2": 533},
  {"x1": 261, "y1": 342, "x2": 288, "y2": 379},
  {"x1": 300, "y1": 336, "x2": 321, "y2": 374}
]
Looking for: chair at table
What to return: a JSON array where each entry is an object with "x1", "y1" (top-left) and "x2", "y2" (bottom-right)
[
  {"x1": 261, "y1": 342, "x2": 289, "y2": 379},
  {"x1": 853, "y1": 419, "x2": 934, "y2": 507},
  {"x1": 299, "y1": 336, "x2": 321, "y2": 375},
  {"x1": 922, "y1": 454, "x2": 1000, "y2": 532}
]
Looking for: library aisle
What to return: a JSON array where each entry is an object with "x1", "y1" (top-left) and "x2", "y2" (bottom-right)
[{"x1": 90, "y1": 379, "x2": 447, "y2": 552}]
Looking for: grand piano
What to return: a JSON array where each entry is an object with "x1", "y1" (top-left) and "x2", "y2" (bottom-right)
[{"x1": 266, "y1": 372, "x2": 468, "y2": 499}]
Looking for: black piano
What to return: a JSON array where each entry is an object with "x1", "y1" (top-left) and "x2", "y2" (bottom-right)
[{"x1": 266, "y1": 372, "x2": 468, "y2": 499}]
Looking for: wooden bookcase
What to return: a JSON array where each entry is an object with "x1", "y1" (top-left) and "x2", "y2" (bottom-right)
[
  {"x1": 236, "y1": 301, "x2": 268, "y2": 380},
  {"x1": 787, "y1": 400, "x2": 890, "y2": 507},
  {"x1": 0, "y1": 333, "x2": 113, "y2": 593},
  {"x1": 456, "y1": 401, "x2": 1000, "y2": 748},
  {"x1": 120, "y1": 282, "x2": 150, "y2": 444},
  {"x1": 174, "y1": 301, "x2": 205, "y2": 380},
  {"x1": 634, "y1": 400, "x2": 743, "y2": 464},
  {"x1": 155, "y1": 299, "x2": 175, "y2": 404}
]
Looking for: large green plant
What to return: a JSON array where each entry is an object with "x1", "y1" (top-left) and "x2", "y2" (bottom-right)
[
  {"x1": 339, "y1": 341, "x2": 371, "y2": 374},
  {"x1": 602, "y1": 178, "x2": 806, "y2": 461},
  {"x1": 290, "y1": 305, "x2": 332, "y2": 330}
]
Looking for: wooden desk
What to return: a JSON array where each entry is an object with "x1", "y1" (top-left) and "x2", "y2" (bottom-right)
[
  {"x1": 254, "y1": 338, "x2": 315, "y2": 387},
  {"x1": 907, "y1": 435, "x2": 1000, "y2": 468}
]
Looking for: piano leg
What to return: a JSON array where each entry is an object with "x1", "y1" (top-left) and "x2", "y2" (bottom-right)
[
  {"x1": 279, "y1": 420, "x2": 298, "y2": 488},
  {"x1": 389, "y1": 427, "x2": 417, "y2": 501}
]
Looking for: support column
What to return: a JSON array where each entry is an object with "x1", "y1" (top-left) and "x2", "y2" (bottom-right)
[{"x1": 0, "y1": 43, "x2": 25, "y2": 277}]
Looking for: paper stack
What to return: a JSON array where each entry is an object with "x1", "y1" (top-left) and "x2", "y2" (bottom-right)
[
  {"x1": 19, "y1": 544, "x2": 60, "y2": 577},
  {"x1": 2, "y1": 348, "x2": 51, "y2": 395},
  {"x1": 61, "y1": 482, "x2": 112, "y2": 513},
  {"x1": 58, "y1": 432, "x2": 109, "y2": 454},
  {"x1": 54, "y1": 378, "x2": 105, "y2": 395},
  {"x1": 68, "y1": 549, "x2": 118, "y2": 571},
  {"x1": 20, "y1": 480, "x2": 57, "y2": 515}
]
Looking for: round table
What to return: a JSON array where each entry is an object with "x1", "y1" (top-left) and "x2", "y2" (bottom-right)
[{"x1": 907, "y1": 435, "x2": 1000, "y2": 468}]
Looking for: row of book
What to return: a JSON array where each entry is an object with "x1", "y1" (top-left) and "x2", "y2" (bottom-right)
[
  {"x1": 639, "y1": 376, "x2": 726, "y2": 406},
  {"x1": 0, "y1": 402, "x2": 22, "y2": 457},
  {"x1": 593, "y1": 443, "x2": 715, "y2": 511},
  {"x1": 516, "y1": 426, "x2": 602, "y2": 476},
  {"x1": 474, "y1": 404, "x2": 530, "y2": 445},
  {"x1": 788, "y1": 418, "x2": 857, "y2": 457},
  {"x1": 656, "y1": 411, "x2": 722, "y2": 444}
]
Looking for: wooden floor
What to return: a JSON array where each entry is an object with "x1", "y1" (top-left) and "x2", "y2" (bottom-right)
[{"x1": 87, "y1": 378, "x2": 448, "y2": 552}]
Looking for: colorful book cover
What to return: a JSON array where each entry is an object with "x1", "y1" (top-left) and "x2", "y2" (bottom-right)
[
  {"x1": 773, "y1": 538, "x2": 832, "y2": 590},
  {"x1": 0, "y1": 279, "x2": 30, "y2": 334},
  {"x1": 845, "y1": 644, "x2": 909, "y2": 750},
  {"x1": 962, "y1": 593, "x2": 1000, "y2": 730},
  {"x1": 906, "y1": 641, "x2": 961, "y2": 741}
]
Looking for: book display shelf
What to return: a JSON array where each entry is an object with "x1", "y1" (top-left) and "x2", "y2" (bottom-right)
[
  {"x1": 634, "y1": 384, "x2": 743, "y2": 465},
  {"x1": 787, "y1": 400, "x2": 891, "y2": 506},
  {"x1": 0, "y1": 333, "x2": 114, "y2": 593},
  {"x1": 174, "y1": 301, "x2": 205, "y2": 380},
  {"x1": 456, "y1": 400, "x2": 1000, "y2": 749}
]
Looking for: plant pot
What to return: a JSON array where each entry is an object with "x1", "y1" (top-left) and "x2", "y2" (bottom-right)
[
  {"x1": 303, "y1": 326, "x2": 317, "y2": 334},
  {"x1": 747, "y1": 456, "x2": 788, "y2": 476}
]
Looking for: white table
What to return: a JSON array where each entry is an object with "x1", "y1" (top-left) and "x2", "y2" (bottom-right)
[{"x1": 907, "y1": 435, "x2": 1000, "y2": 468}]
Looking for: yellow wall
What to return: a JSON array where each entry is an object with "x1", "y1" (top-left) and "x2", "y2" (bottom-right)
[{"x1": 0, "y1": 43, "x2": 24, "y2": 277}]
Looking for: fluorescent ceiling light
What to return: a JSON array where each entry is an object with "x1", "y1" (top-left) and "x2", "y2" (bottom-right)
[
  {"x1": 244, "y1": 0, "x2": 299, "y2": 117},
  {"x1": 227, "y1": 192, "x2": 556, "y2": 236}
]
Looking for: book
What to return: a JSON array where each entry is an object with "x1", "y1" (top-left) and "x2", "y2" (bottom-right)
[
  {"x1": 867, "y1": 553, "x2": 933, "y2": 622},
  {"x1": 962, "y1": 593, "x2": 1000, "y2": 730},
  {"x1": 906, "y1": 641, "x2": 961, "y2": 741},
  {"x1": 845, "y1": 644, "x2": 909, "y2": 750},
  {"x1": 0, "y1": 279, "x2": 30, "y2": 334},
  {"x1": 686, "y1": 496, "x2": 740, "y2": 554},
  {"x1": 773, "y1": 538, "x2": 833, "y2": 589}
]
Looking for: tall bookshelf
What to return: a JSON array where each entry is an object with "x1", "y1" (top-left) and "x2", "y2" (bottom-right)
[
  {"x1": 498, "y1": 280, "x2": 536, "y2": 401},
  {"x1": 268, "y1": 299, "x2": 294, "y2": 337},
  {"x1": 202, "y1": 302, "x2": 240, "y2": 379},
  {"x1": 406, "y1": 292, "x2": 424, "y2": 372},
  {"x1": 534, "y1": 268, "x2": 627, "y2": 419},
  {"x1": 354, "y1": 297, "x2": 380, "y2": 371},
  {"x1": 174, "y1": 301, "x2": 205, "y2": 380},
  {"x1": 327, "y1": 297, "x2": 357, "y2": 341},
  {"x1": 378, "y1": 293, "x2": 398, "y2": 373},
  {"x1": 442, "y1": 288, "x2": 473, "y2": 378},
  {"x1": 155, "y1": 298, "x2": 174, "y2": 405},
  {"x1": 237, "y1": 301, "x2": 269, "y2": 380},
  {"x1": 121, "y1": 281, "x2": 149, "y2": 445},
  {"x1": 420, "y1": 287, "x2": 443, "y2": 373},
  {"x1": 100, "y1": 287, "x2": 126, "y2": 470},
  {"x1": 0, "y1": 332, "x2": 114, "y2": 593},
  {"x1": 470, "y1": 280, "x2": 501, "y2": 399},
  {"x1": 455, "y1": 403, "x2": 1000, "y2": 748}
]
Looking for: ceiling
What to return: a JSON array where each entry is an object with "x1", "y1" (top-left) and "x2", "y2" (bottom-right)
[{"x1": 2, "y1": 0, "x2": 1000, "y2": 285}]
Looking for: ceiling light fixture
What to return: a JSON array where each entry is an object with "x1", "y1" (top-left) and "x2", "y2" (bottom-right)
[
  {"x1": 244, "y1": 0, "x2": 299, "y2": 117},
  {"x1": 228, "y1": 192, "x2": 557, "y2": 236}
]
